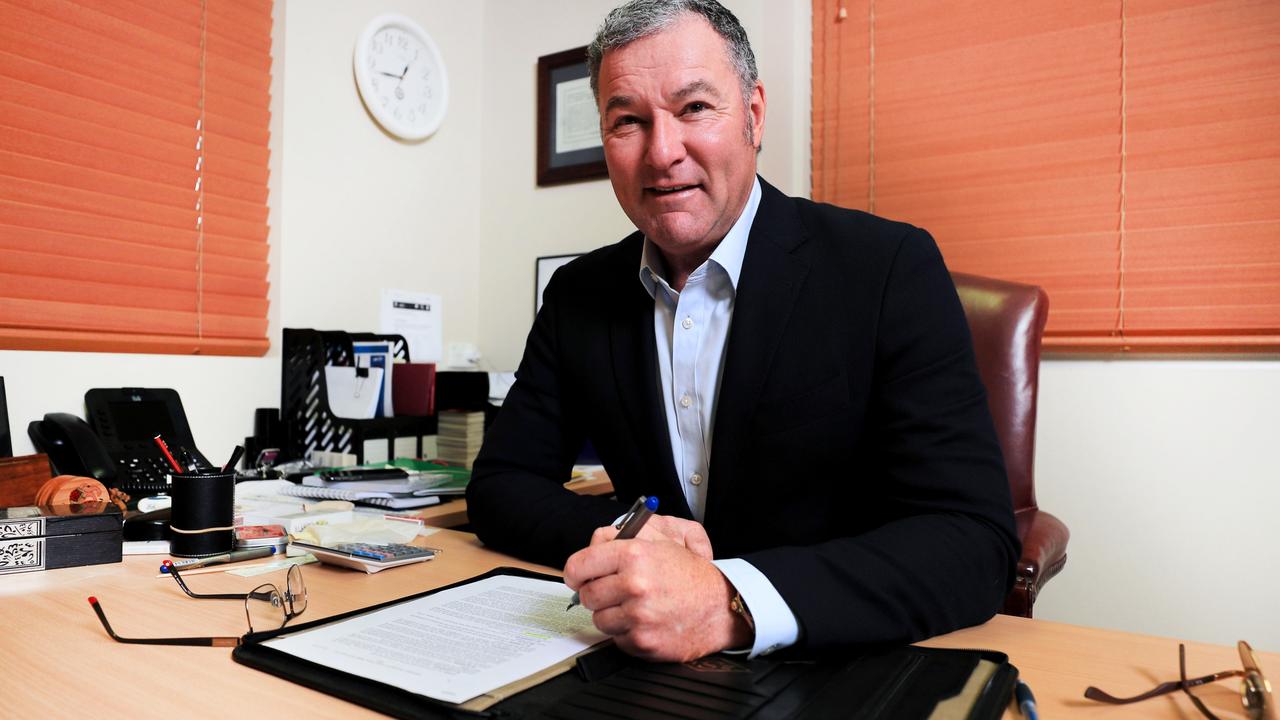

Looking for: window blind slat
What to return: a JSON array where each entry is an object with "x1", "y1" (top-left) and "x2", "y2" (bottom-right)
[
  {"x1": 0, "y1": 327, "x2": 268, "y2": 356},
  {"x1": 0, "y1": 296, "x2": 264, "y2": 339},
  {"x1": 2, "y1": 0, "x2": 200, "y2": 59},
  {"x1": 0, "y1": 238, "x2": 268, "y2": 296},
  {"x1": 0, "y1": 271, "x2": 268, "y2": 318},
  {"x1": 0, "y1": 202, "x2": 268, "y2": 267},
  {"x1": 0, "y1": 82, "x2": 195, "y2": 149},
  {"x1": 0, "y1": 127, "x2": 193, "y2": 184},
  {"x1": 0, "y1": 53, "x2": 199, "y2": 128}
]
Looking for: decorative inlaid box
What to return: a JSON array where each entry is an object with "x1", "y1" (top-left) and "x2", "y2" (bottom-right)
[{"x1": 0, "y1": 503, "x2": 123, "y2": 575}]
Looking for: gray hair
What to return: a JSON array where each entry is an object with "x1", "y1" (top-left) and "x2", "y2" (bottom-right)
[{"x1": 586, "y1": 0, "x2": 758, "y2": 108}]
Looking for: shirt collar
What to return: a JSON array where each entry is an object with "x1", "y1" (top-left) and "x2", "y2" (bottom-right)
[{"x1": 638, "y1": 176, "x2": 762, "y2": 298}]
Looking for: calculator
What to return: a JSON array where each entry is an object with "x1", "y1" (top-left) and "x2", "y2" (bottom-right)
[{"x1": 293, "y1": 541, "x2": 436, "y2": 574}]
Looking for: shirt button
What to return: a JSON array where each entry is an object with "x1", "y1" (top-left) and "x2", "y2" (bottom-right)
[
  {"x1": 679, "y1": 394, "x2": 692, "y2": 408},
  {"x1": 682, "y1": 317, "x2": 693, "y2": 329},
  {"x1": 690, "y1": 473, "x2": 703, "y2": 486}
]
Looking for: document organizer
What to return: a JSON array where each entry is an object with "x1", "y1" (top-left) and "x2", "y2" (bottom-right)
[
  {"x1": 233, "y1": 566, "x2": 1017, "y2": 720},
  {"x1": 281, "y1": 328, "x2": 436, "y2": 464}
]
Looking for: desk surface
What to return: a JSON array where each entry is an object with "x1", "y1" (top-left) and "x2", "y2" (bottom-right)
[{"x1": 2, "y1": 530, "x2": 1273, "y2": 718}]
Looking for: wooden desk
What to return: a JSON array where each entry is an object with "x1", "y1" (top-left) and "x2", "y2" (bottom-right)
[
  {"x1": 2, "y1": 532, "x2": 1274, "y2": 718},
  {"x1": 416, "y1": 469, "x2": 614, "y2": 528}
]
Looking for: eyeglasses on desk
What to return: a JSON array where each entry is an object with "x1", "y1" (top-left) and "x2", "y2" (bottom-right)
[
  {"x1": 87, "y1": 562, "x2": 307, "y2": 648},
  {"x1": 1085, "y1": 640, "x2": 1274, "y2": 720}
]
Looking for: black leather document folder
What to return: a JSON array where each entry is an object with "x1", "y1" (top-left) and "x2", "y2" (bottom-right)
[{"x1": 233, "y1": 567, "x2": 1015, "y2": 719}]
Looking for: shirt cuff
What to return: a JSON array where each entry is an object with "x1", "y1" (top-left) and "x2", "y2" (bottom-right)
[{"x1": 713, "y1": 558, "x2": 800, "y2": 658}]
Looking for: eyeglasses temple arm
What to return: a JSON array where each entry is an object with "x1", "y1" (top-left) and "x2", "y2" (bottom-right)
[
  {"x1": 1085, "y1": 670, "x2": 1246, "y2": 704},
  {"x1": 87, "y1": 597, "x2": 239, "y2": 647},
  {"x1": 168, "y1": 568, "x2": 255, "y2": 601}
]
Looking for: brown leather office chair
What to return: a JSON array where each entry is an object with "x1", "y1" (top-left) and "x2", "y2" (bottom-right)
[{"x1": 953, "y1": 272, "x2": 1068, "y2": 618}]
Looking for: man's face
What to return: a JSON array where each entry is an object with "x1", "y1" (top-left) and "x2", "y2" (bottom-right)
[{"x1": 597, "y1": 15, "x2": 765, "y2": 267}]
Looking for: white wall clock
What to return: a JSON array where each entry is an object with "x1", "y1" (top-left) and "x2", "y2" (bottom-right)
[{"x1": 353, "y1": 14, "x2": 449, "y2": 140}]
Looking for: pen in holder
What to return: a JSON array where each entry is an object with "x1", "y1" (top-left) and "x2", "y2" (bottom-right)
[{"x1": 169, "y1": 470, "x2": 236, "y2": 558}]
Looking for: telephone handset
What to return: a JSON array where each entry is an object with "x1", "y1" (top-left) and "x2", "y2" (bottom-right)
[
  {"x1": 28, "y1": 388, "x2": 212, "y2": 496},
  {"x1": 28, "y1": 413, "x2": 118, "y2": 485}
]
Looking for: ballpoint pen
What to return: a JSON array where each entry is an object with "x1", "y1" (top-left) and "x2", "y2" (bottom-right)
[
  {"x1": 566, "y1": 495, "x2": 659, "y2": 611},
  {"x1": 1016, "y1": 678, "x2": 1039, "y2": 720},
  {"x1": 159, "y1": 546, "x2": 275, "y2": 573}
]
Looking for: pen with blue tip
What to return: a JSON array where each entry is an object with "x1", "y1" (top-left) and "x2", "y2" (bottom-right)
[
  {"x1": 1016, "y1": 678, "x2": 1039, "y2": 720},
  {"x1": 565, "y1": 495, "x2": 659, "y2": 611}
]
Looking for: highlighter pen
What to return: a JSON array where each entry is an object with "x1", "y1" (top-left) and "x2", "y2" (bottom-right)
[
  {"x1": 566, "y1": 495, "x2": 659, "y2": 611},
  {"x1": 160, "y1": 546, "x2": 275, "y2": 573},
  {"x1": 1015, "y1": 679, "x2": 1039, "y2": 720}
]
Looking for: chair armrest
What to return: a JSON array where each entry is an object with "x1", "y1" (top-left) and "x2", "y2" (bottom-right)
[{"x1": 1015, "y1": 508, "x2": 1069, "y2": 589}]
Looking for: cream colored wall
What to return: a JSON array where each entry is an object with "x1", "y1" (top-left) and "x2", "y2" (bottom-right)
[
  {"x1": 278, "y1": 1, "x2": 483, "y2": 344},
  {"x1": 1034, "y1": 360, "x2": 1280, "y2": 651}
]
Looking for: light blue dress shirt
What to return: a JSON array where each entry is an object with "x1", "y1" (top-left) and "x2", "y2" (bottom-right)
[{"x1": 636, "y1": 178, "x2": 801, "y2": 657}]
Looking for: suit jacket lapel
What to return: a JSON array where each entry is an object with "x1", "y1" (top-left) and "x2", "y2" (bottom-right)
[
  {"x1": 608, "y1": 236, "x2": 685, "y2": 515},
  {"x1": 705, "y1": 180, "x2": 813, "y2": 529}
]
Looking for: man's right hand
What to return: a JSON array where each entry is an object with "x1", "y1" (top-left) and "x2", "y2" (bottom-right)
[{"x1": 565, "y1": 514, "x2": 750, "y2": 661}]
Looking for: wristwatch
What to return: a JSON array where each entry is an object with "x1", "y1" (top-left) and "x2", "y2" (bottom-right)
[{"x1": 730, "y1": 591, "x2": 756, "y2": 633}]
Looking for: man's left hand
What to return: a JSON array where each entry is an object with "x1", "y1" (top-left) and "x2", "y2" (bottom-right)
[{"x1": 563, "y1": 531, "x2": 752, "y2": 662}]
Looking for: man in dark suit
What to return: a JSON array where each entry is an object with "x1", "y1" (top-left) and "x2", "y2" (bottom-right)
[{"x1": 468, "y1": 0, "x2": 1018, "y2": 663}]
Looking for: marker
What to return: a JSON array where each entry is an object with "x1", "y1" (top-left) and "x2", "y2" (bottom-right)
[
  {"x1": 1016, "y1": 679, "x2": 1039, "y2": 720},
  {"x1": 160, "y1": 546, "x2": 275, "y2": 573},
  {"x1": 153, "y1": 434, "x2": 183, "y2": 474},
  {"x1": 222, "y1": 445, "x2": 245, "y2": 473},
  {"x1": 566, "y1": 495, "x2": 659, "y2": 611}
]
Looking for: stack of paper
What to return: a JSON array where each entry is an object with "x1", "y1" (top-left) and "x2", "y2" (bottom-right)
[{"x1": 437, "y1": 410, "x2": 485, "y2": 468}]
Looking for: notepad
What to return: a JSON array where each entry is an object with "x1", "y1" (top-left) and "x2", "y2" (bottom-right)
[
  {"x1": 277, "y1": 484, "x2": 442, "y2": 509},
  {"x1": 257, "y1": 574, "x2": 609, "y2": 706}
]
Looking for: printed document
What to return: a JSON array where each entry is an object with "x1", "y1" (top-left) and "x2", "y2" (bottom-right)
[{"x1": 262, "y1": 575, "x2": 608, "y2": 704}]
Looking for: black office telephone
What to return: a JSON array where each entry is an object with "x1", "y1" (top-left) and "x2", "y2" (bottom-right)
[{"x1": 28, "y1": 388, "x2": 212, "y2": 495}]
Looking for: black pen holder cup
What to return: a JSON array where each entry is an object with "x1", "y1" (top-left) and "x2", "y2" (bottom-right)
[{"x1": 169, "y1": 470, "x2": 236, "y2": 558}]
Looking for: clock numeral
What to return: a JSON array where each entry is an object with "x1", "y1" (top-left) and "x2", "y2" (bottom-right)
[{"x1": 418, "y1": 103, "x2": 427, "y2": 114}]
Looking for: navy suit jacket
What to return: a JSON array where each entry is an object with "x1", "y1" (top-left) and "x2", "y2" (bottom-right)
[{"x1": 468, "y1": 178, "x2": 1019, "y2": 652}]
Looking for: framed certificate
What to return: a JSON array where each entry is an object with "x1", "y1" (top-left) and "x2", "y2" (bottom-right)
[
  {"x1": 536, "y1": 46, "x2": 608, "y2": 186},
  {"x1": 535, "y1": 253, "x2": 583, "y2": 316}
]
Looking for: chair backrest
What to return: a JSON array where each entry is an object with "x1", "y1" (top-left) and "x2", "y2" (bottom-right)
[{"x1": 951, "y1": 273, "x2": 1049, "y2": 514}]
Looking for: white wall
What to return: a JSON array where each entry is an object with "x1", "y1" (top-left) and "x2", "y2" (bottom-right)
[
  {"x1": 1034, "y1": 359, "x2": 1280, "y2": 651},
  {"x1": 278, "y1": 1, "x2": 484, "y2": 343},
  {"x1": 2, "y1": 0, "x2": 1277, "y2": 654}
]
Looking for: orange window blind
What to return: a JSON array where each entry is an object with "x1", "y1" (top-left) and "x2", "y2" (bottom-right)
[
  {"x1": 812, "y1": 0, "x2": 1280, "y2": 352},
  {"x1": 0, "y1": 0, "x2": 272, "y2": 356}
]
